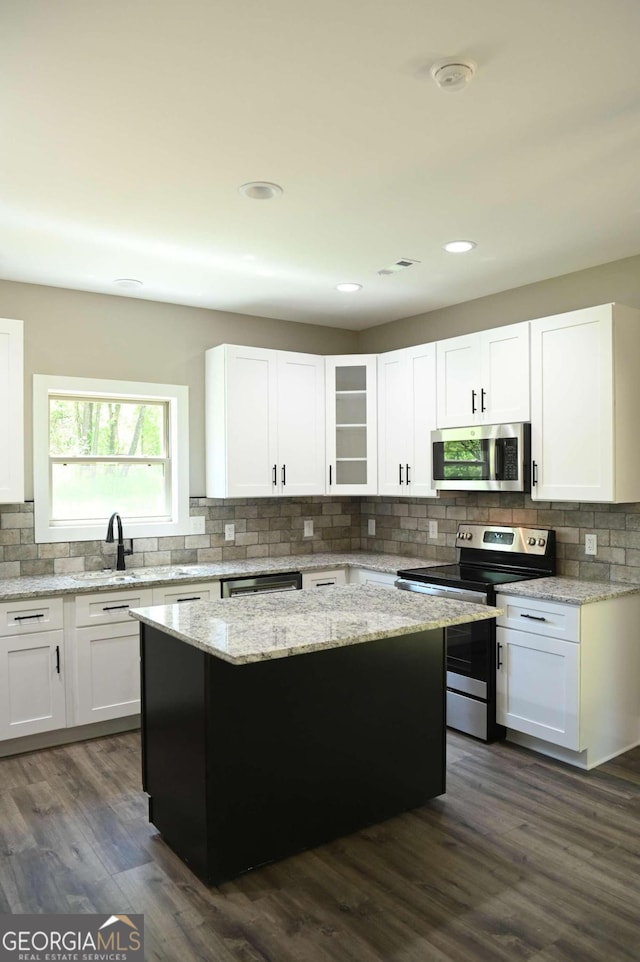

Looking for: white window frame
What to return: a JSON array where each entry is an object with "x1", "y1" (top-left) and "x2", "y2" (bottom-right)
[{"x1": 34, "y1": 374, "x2": 190, "y2": 543}]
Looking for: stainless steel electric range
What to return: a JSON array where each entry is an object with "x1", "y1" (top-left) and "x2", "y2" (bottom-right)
[{"x1": 396, "y1": 523, "x2": 556, "y2": 742}]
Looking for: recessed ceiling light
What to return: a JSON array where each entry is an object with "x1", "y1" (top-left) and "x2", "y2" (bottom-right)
[
  {"x1": 238, "y1": 181, "x2": 283, "y2": 200},
  {"x1": 336, "y1": 283, "x2": 362, "y2": 293},
  {"x1": 113, "y1": 277, "x2": 143, "y2": 290},
  {"x1": 443, "y1": 240, "x2": 477, "y2": 254}
]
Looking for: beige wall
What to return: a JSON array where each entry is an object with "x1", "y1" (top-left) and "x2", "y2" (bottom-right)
[
  {"x1": 358, "y1": 253, "x2": 640, "y2": 353},
  {"x1": 0, "y1": 280, "x2": 359, "y2": 499},
  {"x1": 6, "y1": 251, "x2": 640, "y2": 501}
]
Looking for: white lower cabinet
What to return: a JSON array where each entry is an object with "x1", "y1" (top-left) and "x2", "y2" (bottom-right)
[
  {"x1": 496, "y1": 591, "x2": 640, "y2": 768},
  {"x1": 347, "y1": 568, "x2": 397, "y2": 588},
  {"x1": 496, "y1": 624, "x2": 580, "y2": 750},
  {"x1": 152, "y1": 581, "x2": 220, "y2": 604},
  {"x1": 71, "y1": 586, "x2": 153, "y2": 726},
  {"x1": 301, "y1": 570, "x2": 347, "y2": 589},
  {"x1": 0, "y1": 598, "x2": 66, "y2": 740}
]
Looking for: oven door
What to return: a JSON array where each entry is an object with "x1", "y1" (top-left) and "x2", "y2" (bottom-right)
[{"x1": 395, "y1": 579, "x2": 490, "y2": 697}]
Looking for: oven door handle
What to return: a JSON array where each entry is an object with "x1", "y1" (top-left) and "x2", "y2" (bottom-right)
[{"x1": 395, "y1": 579, "x2": 488, "y2": 605}]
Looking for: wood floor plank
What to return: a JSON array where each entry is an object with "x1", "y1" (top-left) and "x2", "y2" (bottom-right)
[{"x1": 0, "y1": 730, "x2": 638, "y2": 962}]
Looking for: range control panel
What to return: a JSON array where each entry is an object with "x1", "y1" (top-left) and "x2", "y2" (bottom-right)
[{"x1": 455, "y1": 523, "x2": 552, "y2": 555}]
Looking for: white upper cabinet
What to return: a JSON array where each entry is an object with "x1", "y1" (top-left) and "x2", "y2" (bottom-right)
[
  {"x1": 377, "y1": 344, "x2": 438, "y2": 498},
  {"x1": 0, "y1": 318, "x2": 24, "y2": 503},
  {"x1": 530, "y1": 303, "x2": 640, "y2": 503},
  {"x1": 436, "y1": 322, "x2": 530, "y2": 428},
  {"x1": 206, "y1": 345, "x2": 325, "y2": 498},
  {"x1": 325, "y1": 355, "x2": 377, "y2": 495}
]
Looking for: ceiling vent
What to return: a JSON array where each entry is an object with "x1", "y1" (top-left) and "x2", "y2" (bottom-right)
[{"x1": 377, "y1": 258, "x2": 420, "y2": 277}]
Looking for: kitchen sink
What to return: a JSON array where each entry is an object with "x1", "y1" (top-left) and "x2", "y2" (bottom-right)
[{"x1": 72, "y1": 570, "x2": 141, "y2": 583}]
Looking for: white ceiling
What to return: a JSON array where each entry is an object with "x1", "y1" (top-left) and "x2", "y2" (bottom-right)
[{"x1": 2, "y1": 0, "x2": 640, "y2": 331}]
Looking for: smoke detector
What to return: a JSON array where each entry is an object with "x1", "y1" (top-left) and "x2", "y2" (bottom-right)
[{"x1": 430, "y1": 59, "x2": 476, "y2": 92}]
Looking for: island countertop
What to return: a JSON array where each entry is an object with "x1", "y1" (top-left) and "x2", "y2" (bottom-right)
[{"x1": 130, "y1": 584, "x2": 501, "y2": 665}]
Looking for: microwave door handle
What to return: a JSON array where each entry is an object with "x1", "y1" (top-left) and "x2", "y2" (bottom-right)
[
  {"x1": 494, "y1": 438, "x2": 504, "y2": 479},
  {"x1": 488, "y1": 437, "x2": 497, "y2": 480}
]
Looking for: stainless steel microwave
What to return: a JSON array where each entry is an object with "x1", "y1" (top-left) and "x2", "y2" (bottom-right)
[{"x1": 432, "y1": 422, "x2": 531, "y2": 492}]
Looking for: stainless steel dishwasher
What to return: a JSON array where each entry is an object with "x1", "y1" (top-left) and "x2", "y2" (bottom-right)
[{"x1": 220, "y1": 571, "x2": 302, "y2": 598}]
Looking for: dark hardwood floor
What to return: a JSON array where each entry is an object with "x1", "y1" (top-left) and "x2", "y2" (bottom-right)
[{"x1": 0, "y1": 730, "x2": 638, "y2": 961}]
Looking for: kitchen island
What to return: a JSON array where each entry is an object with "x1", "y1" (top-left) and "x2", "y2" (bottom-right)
[{"x1": 130, "y1": 585, "x2": 500, "y2": 885}]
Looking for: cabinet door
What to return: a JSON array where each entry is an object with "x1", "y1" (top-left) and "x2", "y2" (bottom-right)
[
  {"x1": 0, "y1": 318, "x2": 24, "y2": 503},
  {"x1": 276, "y1": 352, "x2": 325, "y2": 496},
  {"x1": 530, "y1": 307, "x2": 613, "y2": 501},
  {"x1": 0, "y1": 630, "x2": 66, "y2": 739},
  {"x1": 326, "y1": 355, "x2": 377, "y2": 494},
  {"x1": 206, "y1": 345, "x2": 279, "y2": 498},
  {"x1": 496, "y1": 626, "x2": 580, "y2": 749},
  {"x1": 378, "y1": 344, "x2": 438, "y2": 497},
  {"x1": 436, "y1": 334, "x2": 481, "y2": 427},
  {"x1": 377, "y1": 349, "x2": 412, "y2": 496},
  {"x1": 407, "y1": 344, "x2": 438, "y2": 497},
  {"x1": 74, "y1": 622, "x2": 141, "y2": 725},
  {"x1": 480, "y1": 322, "x2": 530, "y2": 423}
]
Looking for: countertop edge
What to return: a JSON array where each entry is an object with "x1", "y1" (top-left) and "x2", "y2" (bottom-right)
[{"x1": 130, "y1": 595, "x2": 504, "y2": 665}]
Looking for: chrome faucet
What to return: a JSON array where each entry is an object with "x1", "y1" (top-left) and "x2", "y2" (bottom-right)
[{"x1": 105, "y1": 512, "x2": 132, "y2": 570}]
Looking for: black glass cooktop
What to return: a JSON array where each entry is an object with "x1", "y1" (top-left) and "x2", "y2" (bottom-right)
[{"x1": 397, "y1": 564, "x2": 542, "y2": 591}]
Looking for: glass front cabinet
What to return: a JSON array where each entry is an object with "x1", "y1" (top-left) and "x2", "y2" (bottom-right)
[{"x1": 325, "y1": 355, "x2": 378, "y2": 495}]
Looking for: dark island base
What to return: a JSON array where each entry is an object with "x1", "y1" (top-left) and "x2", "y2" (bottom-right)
[{"x1": 140, "y1": 625, "x2": 446, "y2": 886}]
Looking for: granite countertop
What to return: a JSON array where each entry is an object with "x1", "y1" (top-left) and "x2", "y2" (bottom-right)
[
  {"x1": 495, "y1": 576, "x2": 640, "y2": 606},
  {"x1": 130, "y1": 584, "x2": 502, "y2": 665},
  {"x1": 0, "y1": 552, "x2": 440, "y2": 602}
]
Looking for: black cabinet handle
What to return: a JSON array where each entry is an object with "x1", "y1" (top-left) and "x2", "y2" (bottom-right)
[
  {"x1": 520, "y1": 613, "x2": 547, "y2": 622},
  {"x1": 481, "y1": 388, "x2": 486, "y2": 412},
  {"x1": 329, "y1": 465, "x2": 333, "y2": 486},
  {"x1": 177, "y1": 596, "x2": 201, "y2": 603},
  {"x1": 272, "y1": 464, "x2": 277, "y2": 485},
  {"x1": 496, "y1": 642, "x2": 503, "y2": 669},
  {"x1": 532, "y1": 460, "x2": 538, "y2": 486},
  {"x1": 14, "y1": 613, "x2": 44, "y2": 622},
  {"x1": 55, "y1": 645, "x2": 61, "y2": 674},
  {"x1": 282, "y1": 464, "x2": 286, "y2": 486},
  {"x1": 102, "y1": 604, "x2": 130, "y2": 611},
  {"x1": 471, "y1": 389, "x2": 477, "y2": 414},
  {"x1": 399, "y1": 463, "x2": 404, "y2": 485},
  {"x1": 406, "y1": 463, "x2": 411, "y2": 484}
]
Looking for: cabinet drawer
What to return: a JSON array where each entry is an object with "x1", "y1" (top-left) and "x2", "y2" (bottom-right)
[
  {"x1": 496, "y1": 593, "x2": 580, "y2": 642},
  {"x1": 152, "y1": 582, "x2": 219, "y2": 605},
  {"x1": 302, "y1": 570, "x2": 347, "y2": 589},
  {"x1": 0, "y1": 597, "x2": 64, "y2": 636},
  {"x1": 74, "y1": 587, "x2": 154, "y2": 626}
]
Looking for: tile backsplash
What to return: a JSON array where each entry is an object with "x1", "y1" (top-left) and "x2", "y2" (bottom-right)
[
  {"x1": 2, "y1": 493, "x2": 640, "y2": 584},
  {"x1": 360, "y1": 492, "x2": 640, "y2": 584},
  {"x1": 0, "y1": 498, "x2": 361, "y2": 579}
]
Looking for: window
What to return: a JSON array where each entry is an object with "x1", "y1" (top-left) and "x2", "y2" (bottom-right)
[{"x1": 34, "y1": 375, "x2": 190, "y2": 543}]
